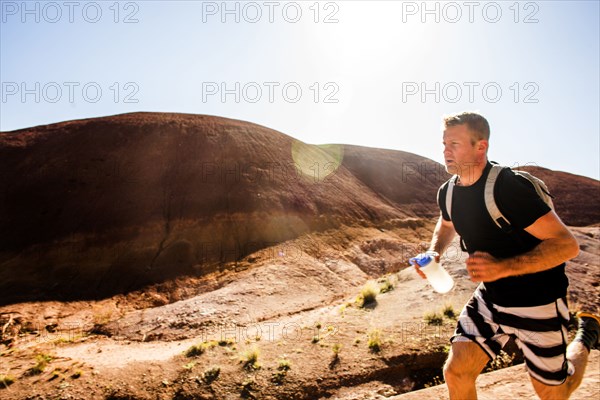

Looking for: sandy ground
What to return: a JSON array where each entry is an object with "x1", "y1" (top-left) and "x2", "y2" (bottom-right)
[{"x1": 1, "y1": 225, "x2": 598, "y2": 399}]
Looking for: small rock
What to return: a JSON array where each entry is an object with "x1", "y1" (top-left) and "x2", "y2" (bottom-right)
[{"x1": 376, "y1": 386, "x2": 397, "y2": 397}]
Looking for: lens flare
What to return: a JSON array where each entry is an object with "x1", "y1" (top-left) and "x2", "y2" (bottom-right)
[{"x1": 290, "y1": 141, "x2": 344, "y2": 183}]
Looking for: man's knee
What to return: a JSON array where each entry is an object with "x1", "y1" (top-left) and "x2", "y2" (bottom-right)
[
  {"x1": 443, "y1": 341, "x2": 489, "y2": 386},
  {"x1": 443, "y1": 357, "x2": 479, "y2": 385}
]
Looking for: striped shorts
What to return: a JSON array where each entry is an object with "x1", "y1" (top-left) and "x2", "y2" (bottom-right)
[{"x1": 451, "y1": 287, "x2": 570, "y2": 386}]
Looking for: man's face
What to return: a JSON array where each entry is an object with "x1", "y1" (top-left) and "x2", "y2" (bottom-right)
[{"x1": 442, "y1": 124, "x2": 484, "y2": 177}]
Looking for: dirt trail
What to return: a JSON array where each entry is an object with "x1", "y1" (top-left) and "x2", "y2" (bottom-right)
[{"x1": 59, "y1": 273, "x2": 473, "y2": 370}]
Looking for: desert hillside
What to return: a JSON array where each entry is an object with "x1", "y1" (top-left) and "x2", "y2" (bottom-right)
[
  {"x1": 517, "y1": 165, "x2": 600, "y2": 227},
  {"x1": 0, "y1": 113, "x2": 598, "y2": 399},
  {"x1": 0, "y1": 112, "x2": 447, "y2": 305}
]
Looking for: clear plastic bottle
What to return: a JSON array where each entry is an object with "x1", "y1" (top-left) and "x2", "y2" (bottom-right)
[{"x1": 410, "y1": 251, "x2": 454, "y2": 293}]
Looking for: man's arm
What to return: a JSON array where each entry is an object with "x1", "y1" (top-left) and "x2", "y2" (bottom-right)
[
  {"x1": 429, "y1": 213, "x2": 457, "y2": 257},
  {"x1": 466, "y1": 210, "x2": 579, "y2": 282},
  {"x1": 415, "y1": 214, "x2": 457, "y2": 278}
]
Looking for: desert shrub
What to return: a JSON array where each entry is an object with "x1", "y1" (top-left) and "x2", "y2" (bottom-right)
[
  {"x1": 271, "y1": 357, "x2": 291, "y2": 385},
  {"x1": 241, "y1": 378, "x2": 256, "y2": 398},
  {"x1": 379, "y1": 276, "x2": 395, "y2": 293},
  {"x1": 184, "y1": 341, "x2": 217, "y2": 357},
  {"x1": 328, "y1": 343, "x2": 342, "y2": 369},
  {"x1": 0, "y1": 374, "x2": 15, "y2": 387},
  {"x1": 184, "y1": 344, "x2": 205, "y2": 357},
  {"x1": 271, "y1": 370, "x2": 286, "y2": 385},
  {"x1": 218, "y1": 338, "x2": 235, "y2": 347},
  {"x1": 424, "y1": 311, "x2": 444, "y2": 326},
  {"x1": 240, "y1": 346, "x2": 261, "y2": 370},
  {"x1": 28, "y1": 354, "x2": 52, "y2": 375},
  {"x1": 332, "y1": 343, "x2": 342, "y2": 356},
  {"x1": 424, "y1": 375, "x2": 444, "y2": 388},
  {"x1": 485, "y1": 350, "x2": 515, "y2": 372},
  {"x1": 368, "y1": 329, "x2": 382, "y2": 353},
  {"x1": 203, "y1": 366, "x2": 220, "y2": 384},
  {"x1": 277, "y1": 358, "x2": 291, "y2": 371},
  {"x1": 442, "y1": 304, "x2": 457, "y2": 319},
  {"x1": 49, "y1": 369, "x2": 61, "y2": 381},
  {"x1": 182, "y1": 361, "x2": 196, "y2": 370},
  {"x1": 358, "y1": 282, "x2": 379, "y2": 307}
]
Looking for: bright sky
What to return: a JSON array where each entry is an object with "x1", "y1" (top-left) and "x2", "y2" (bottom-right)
[{"x1": 1, "y1": 0, "x2": 599, "y2": 179}]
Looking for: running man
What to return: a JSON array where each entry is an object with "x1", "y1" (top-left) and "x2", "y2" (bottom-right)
[{"x1": 421, "y1": 111, "x2": 599, "y2": 399}]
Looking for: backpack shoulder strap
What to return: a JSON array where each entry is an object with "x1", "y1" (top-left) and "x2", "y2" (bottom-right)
[
  {"x1": 445, "y1": 175, "x2": 459, "y2": 220},
  {"x1": 485, "y1": 164, "x2": 513, "y2": 232},
  {"x1": 512, "y1": 170, "x2": 555, "y2": 210}
]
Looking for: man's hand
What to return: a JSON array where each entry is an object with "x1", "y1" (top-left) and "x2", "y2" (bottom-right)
[
  {"x1": 416, "y1": 213, "x2": 455, "y2": 280},
  {"x1": 466, "y1": 251, "x2": 508, "y2": 282},
  {"x1": 459, "y1": 211, "x2": 578, "y2": 283},
  {"x1": 413, "y1": 253, "x2": 441, "y2": 280}
]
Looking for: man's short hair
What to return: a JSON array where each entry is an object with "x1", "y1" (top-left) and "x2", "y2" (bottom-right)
[{"x1": 443, "y1": 112, "x2": 490, "y2": 144}]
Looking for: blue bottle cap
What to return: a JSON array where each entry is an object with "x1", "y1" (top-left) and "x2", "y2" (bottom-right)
[{"x1": 409, "y1": 253, "x2": 433, "y2": 268}]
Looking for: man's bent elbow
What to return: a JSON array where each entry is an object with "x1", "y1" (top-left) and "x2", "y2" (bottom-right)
[
  {"x1": 559, "y1": 230, "x2": 580, "y2": 262},
  {"x1": 566, "y1": 236, "x2": 580, "y2": 261}
]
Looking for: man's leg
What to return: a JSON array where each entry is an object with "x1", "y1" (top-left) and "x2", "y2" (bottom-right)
[
  {"x1": 528, "y1": 341, "x2": 588, "y2": 399},
  {"x1": 528, "y1": 312, "x2": 599, "y2": 399},
  {"x1": 443, "y1": 341, "x2": 490, "y2": 400},
  {"x1": 446, "y1": 288, "x2": 507, "y2": 399}
]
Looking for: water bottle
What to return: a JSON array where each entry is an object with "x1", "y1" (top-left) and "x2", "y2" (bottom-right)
[{"x1": 410, "y1": 251, "x2": 454, "y2": 293}]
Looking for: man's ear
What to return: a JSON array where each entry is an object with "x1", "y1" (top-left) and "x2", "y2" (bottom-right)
[{"x1": 478, "y1": 140, "x2": 489, "y2": 153}]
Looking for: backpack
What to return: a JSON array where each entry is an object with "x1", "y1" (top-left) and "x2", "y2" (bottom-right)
[{"x1": 445, "y1": 163, "x2": 554, "y2": 233}]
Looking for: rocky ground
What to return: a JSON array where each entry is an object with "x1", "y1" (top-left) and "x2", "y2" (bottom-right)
[{"x1": 1, "y1": 224, "x2": 598, "y2": 399}]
